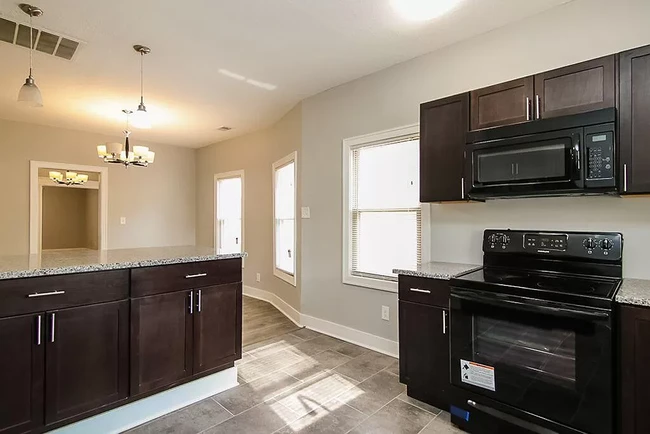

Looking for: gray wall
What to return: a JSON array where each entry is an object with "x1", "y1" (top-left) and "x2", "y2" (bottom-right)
[{"x1": 300, "y1": 0, "x2": 650, "y2": 343}]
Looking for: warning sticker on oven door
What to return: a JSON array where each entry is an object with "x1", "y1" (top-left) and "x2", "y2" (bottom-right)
[{"x1": 460, "y1": 359, "x2": 496, "y2": 391}]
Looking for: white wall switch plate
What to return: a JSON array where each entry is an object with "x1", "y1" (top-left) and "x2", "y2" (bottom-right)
[
  {"x1": 256, "y1": 273, "x2": 261, "y2": 282},
  {"x1": 381, "y1": 306, "x2": 390, "y2": 321},
  {"x1": 301, "y1": 207, "x2": 311, "y2": 219},
  {"x1": 120, "y1": 217, "x2": 126, "y2": 225}
]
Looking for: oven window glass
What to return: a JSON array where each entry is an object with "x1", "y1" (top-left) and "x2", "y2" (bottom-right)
[
  {"x1": 474, "y1": 316, "x2": 576, "y2": 389},
  {"x1": 475, "y1": 139, "x2": 572, "y2": 185}
]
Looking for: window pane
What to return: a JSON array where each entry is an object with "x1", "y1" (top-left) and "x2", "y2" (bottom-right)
[
  {"x1": 355, "y1": 211, "x2": 418, "y2": 277},
  {"x1": 274, "y1": 158, "x2": 296, "y2": 277},
  {"x1": 218, "y1": 218, "x2": 241, "y2": 254},
  {"x1": 355, "y1": 139, "x2": 419, "y2": 210},
  {"x1": 216, "y1": 176, "x2": 242, "y2": 255},
  {"x1": 275, "y1": 218, "x2": 294, "y2": 274},
  {"x1": 275, "y1": 162, "x2": 295, "y2": 219}
]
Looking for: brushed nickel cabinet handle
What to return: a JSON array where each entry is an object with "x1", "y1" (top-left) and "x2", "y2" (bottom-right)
[
  {"x1": 50, "y1": 313, "x2": 56, "y2": 343},
  {"x1": 624, "y1": 164, "x2": 628, "y2": 192},
  {"x1": 27, "y1": 290, "x2": 65, "y2": 298},
  {"x1": 442, "y1": 310, "x2": 447, "y2": 335},
  {"x1": 535, "y1": 95, "x2": 541, "y2": 119},
  {"x1": 526, "y1": 97, "x2": 531, "y2": 121},
  {"x1": 197, "y1": 289, "x2": 202, "y2": 313},
  {"x1": 36, "y1": 315, "x2": 42, "y2": 346},
  {"x1": 409, "y1": 288, "x2": 431, "y2": 294},
  {"x1": 189, "y1": 291, "x2": 194, "y2": 314},
  {"x1": 185, "y1": 273, "x2": 207, "y2": 279},
  {"x1": 461, "y1": 178, "x2": 465, "y2": 199}
]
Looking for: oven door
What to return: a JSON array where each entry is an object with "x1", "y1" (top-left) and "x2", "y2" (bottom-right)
[
  {"x1": 467, "y1": 128, "x2": 583, "y2": 199},
  {"x1": 450, "y1": 288, "x2": 612, "y2": 434}
]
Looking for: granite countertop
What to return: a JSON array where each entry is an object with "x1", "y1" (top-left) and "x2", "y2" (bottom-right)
[
  {"x1": 616, "y1": 279, "x2": 650, "y2": 307},
  {"x1": 0, "y1": 246, "x2": 246, "y2": 280},
  {"x1": 393, "y1": 261, "x2": 481, "y2": 280}
]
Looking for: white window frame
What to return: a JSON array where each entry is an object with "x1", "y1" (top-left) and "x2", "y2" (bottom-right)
[
  {"x1": 214, "y1": 170, "x2": 245, "y2": 265},
  {"x1": 342, "y1": 124, "x2": 430, "y2": 293},
  {"x1": 272, "y1": 151, "x2": 298, "y2": 286}
]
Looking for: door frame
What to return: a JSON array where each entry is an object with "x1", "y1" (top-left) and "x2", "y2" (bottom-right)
[
  {"x1": 214, "y1": 170, "x2": 245, "y2": 260},
  {"x1": 30, "y1": 160, "x2": 109, "y2": 254}
]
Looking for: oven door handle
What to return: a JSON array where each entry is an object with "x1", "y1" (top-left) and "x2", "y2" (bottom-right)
[{"x1": 451, "y1": 291, "x2": 610, "y2": 321}]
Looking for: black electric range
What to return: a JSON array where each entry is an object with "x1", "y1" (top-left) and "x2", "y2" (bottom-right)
[{"x1": 448, "y1": 229, "x2": 623, "y2": 434}]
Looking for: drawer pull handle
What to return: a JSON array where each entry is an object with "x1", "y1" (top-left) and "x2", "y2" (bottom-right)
[
  {"x1": 197, "y1": 289, "x2": 202, "y2": 313},
  {"x1": 36, "y1": 315, "x2": 42, "y2": 346},
  {"x1": 185, "y1": 273, "x2": 207, "y2": 279},
  {"x1": 409, "y1": 288, "x2": 431, "y2": 294},
  {"x1": 27, "y1": 290, "x2": 65, "y2": 298},
  {"x1": 50, "y1": 313, "x2": 56, "y2": 343}
]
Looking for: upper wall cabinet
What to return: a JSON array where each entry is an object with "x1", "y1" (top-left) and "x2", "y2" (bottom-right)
[
  {"x1": 619, "y1": 45, "x2": 650, "y2": 194},
  {"x1": 471, "y1": 77, "x2": 534, "y2": 130},
  {"x1": 420, "y1": 93, "x2": 469, "y2": 202},
  {"x1": 469, "y1": 55, "x2": 616, "y2": 131}
]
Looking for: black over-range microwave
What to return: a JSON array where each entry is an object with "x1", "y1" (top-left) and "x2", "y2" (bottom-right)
[{"x1": 465, "y1": 108, "x2": 617, "y2": 200}]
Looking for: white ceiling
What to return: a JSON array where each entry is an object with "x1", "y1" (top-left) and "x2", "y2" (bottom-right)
[{"x1": 0, "y1": 0, "x2": 572, "y2": 148}]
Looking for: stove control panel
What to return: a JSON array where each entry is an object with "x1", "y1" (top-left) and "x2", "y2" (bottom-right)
[{"x1": 483, "y1": 230, "x2": 623, "y2": 261}]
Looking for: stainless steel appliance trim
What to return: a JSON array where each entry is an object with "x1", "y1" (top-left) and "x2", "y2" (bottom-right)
[
  {"x1": 27, "y1": 290, "x2": 65, "y2": 298},
  {"x1": 526, "y1": 97, "x2": 531, "y2": 121},
  {"x1": 197, "y1": 289, "x2": 202, "y2": 313},
  {"x1": 409, "y1": 288, "x2": 431, "y2": 294},
  {"x1": 442, "y1": 310, "x2": 446, "y2": 334},
  {"x1": 466, "y1": 400, "x2": 558, "y2": 434},
  {"x1": 624, "y1": 164, "x2": 628, "y2": 192},
  {"x1": 189, "y1": 291, "x2": 194, "y2": 314},
  {"x1": 185, "y1": 273, "x2": 207, "y2": 279},
  {"x1": 535, "y1": 95, "x2": 541, "y2": 120},
  {"x1": 36, "y1": 315, "x2": 42, "y2": 346},
  {"x1": 50, "y1": 313, "x2": 55, "y2": 343}
]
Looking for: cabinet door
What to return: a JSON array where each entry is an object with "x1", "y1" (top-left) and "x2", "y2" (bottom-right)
[
  {"x1": 420, "y1": 93, "x2": 469, "y2": 202},
  {"x1": 131, "y1": 291, "x2": 193, "y2": 395},
  {"x1": 470, "y1": 77, "x2": 534, "y2": 130},
  {"x1": 620, "y1": 304, "x2": 650, "y2": 434},
  {"x1": 620, "y1": 45, "x2": 650, "y2": 194},
  {"x1": 535, "y1": 55, "x2": 615, "y2": 119},
  {"x1": 399, "y1": 300, "x2": 449, "y2": 410},
  {"x1": 193, "y1": 283, "x2": 242, "y2": 375},
  {"x1": 0, "y1": 314, "x2": 44, "y2": 434},
  {"x1": 44, "y1": 300, "x2": 128, "y2": 425}
]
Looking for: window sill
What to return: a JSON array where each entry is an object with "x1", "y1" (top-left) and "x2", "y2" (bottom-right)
[
  {"x1": 274, "y1": 268, "x2": 296, "y2": 287},
  {"x1": 343, "y1": 274, "x2": 397, "y2": 293}
]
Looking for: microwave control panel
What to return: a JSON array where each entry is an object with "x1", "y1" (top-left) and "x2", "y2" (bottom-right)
[{"x1": 585, "y1": 131, "x2": 614, "y2": 181}]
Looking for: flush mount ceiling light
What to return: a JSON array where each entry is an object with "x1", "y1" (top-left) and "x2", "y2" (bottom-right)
[
  {"x1": 390, "y1": 0, "x2": 462, "y2": 21},
  {"x1": 17, "y1": 3, "x2": 43, "y2": 107},
  {"x1": 131, "y1": 45, "x2": 152, "y2": 129},
  {"x1": 97, "y1": 110, "x2": 155, "y2": 168},
  {"x1": 49, "y1": 171, "x2": 88, "y2": 186}
]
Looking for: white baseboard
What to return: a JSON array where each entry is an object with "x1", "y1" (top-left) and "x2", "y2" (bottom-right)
[
  {"x1": 243, "y1": 285, "x2": 302, "y2": 327},
  {"x1": 52, "y1": 367, "x2": 238, "y2": 434},
  {"x1": 301, "y1": 314, "x2": 399, "y2": 358}
]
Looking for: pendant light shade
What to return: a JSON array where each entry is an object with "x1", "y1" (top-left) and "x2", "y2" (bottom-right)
[
  {"x1": 17, "y1": 4, "x2": 44, "y2": 107},
  {"x1": 132, "y1": 45, "x2": 152, "y2": 129}
]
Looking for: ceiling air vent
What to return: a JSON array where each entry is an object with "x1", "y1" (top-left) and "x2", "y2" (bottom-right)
[
  {"x1": 217, "y1": 126, "x2": 233, "y2": 132},
  {"x1": 0, "y1": 17, "x2": 81, "y2": 60}
]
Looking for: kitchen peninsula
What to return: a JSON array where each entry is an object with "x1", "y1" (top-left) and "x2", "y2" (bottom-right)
[{"x1": 0, "y1": 247, "x2": 244, "y2": 434}]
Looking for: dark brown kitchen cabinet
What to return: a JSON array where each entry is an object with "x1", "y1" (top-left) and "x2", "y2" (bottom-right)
[
  {"x1": 130, "y1": 291, "x2": 193, "y2": 395},
  {"x1": 0, "y1": 314, "x2": 44, "y2": 434},
  {"x1": 193, "y1": 283, "x2": 242, "y2": 375},
  {"x1": 619, "y1": 304, "x2": 650, "y2": 434},
  {"x1": 535, "y1": 55, "x2": 616, "y2": 119},
  {"x1": 619, "y1": 45, "x2": 650, "y2": 194},
  {"x1": 45, "y1": 300, "x2": 129, "y2": 425},
  {"x1": 420, "y1": 93, "x2": 469, "y2": 202},
  {"x1": 470, "y1": 77, "x2": 534, "y2": 130},
  {"x1": 399, "y1": 300, "x2": 449, "y2": 410}
]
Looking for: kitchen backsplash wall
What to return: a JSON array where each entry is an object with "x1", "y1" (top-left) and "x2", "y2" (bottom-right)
[{"x1": 429, "y1": 196, "x2": 650, "y2": 278}]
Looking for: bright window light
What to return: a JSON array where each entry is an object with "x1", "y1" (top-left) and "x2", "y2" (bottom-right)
[{"x1": 391, "y1": 0, "x2": 463, "y2": 21}]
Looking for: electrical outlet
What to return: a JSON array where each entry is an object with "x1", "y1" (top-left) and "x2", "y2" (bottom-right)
[
  {"x1": 381, "y1": 306, "x2": 390, "y2": 321},
  {"x1": 256, "y1": 273, "x2": 261, "y2": 282},
  {"x1": 120, "y1": 217, "x2": 126, "y2": 225},
  {"x1": 301, "y1": 207, "x2": 311, "y2": 219}
]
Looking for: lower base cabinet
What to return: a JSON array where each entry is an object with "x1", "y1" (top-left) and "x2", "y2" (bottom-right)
[{"x1": 399, "y1": 300, "x2": 449, "y2": 410}]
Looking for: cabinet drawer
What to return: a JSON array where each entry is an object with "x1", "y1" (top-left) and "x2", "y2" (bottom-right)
[
  {"x1": 0, "y1": 270, "x2": 129, "y2": 318},
  {"x1": 398, "y1": 276, "x2": 450, "y2": 308},
  {"x1": 131, "y1": 258, "x2": 242, "y2": 297}
]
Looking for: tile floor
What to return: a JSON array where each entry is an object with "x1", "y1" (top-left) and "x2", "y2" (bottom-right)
[{"x1": 126, "y1": 328, "x2": 464, "y2": 434}]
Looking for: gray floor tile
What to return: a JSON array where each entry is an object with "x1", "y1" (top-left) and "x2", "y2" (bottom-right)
[
  {"x1": 383, "y1": 359, "x2": 400, "y2": 376},
  {"x1": 214, "y1": 371, "x2": 302, "y2": 415},
  {"x1": 290, "y1": 328, "x2": 323, "y2": 341},
  {"x1": 332, "y1": 342, "x2": 369, "y2": 358},
  {"x1": 336, "y1": 370, "x2": 405, "y2": 415},
  {"x1": 203, "y1": 399, "x2": 299, "y2": 434},
  {"x1": 419, "y1": 411, "x2": 465, "y2": 433},
  {"x1": 396, "y1": 393, "x2": 443, "y2": 416},
  {"x1": 244, "y1": 333, "x2": 305, "y2": 358},
  {"x1": 235, "y1": 352, "x2": 256, "y2": 366},
  {"x1": 238, "y1": 348, "x2": 305, "y2": 383},
  {"x1": 282, "y1": 350, "x2": 352, "y2": 381},
  {"x1": 290, "y1": 335, "x2": 346, "y2": 358},
  {"x1": 126, "y1": 398, "x2": 231, "y2": 434},
  {"x1": 349, "y1": 398, "x2": 434, "y2": 434},
  {"x1": 275, "y1": 399, "x2": 366, "y2": 434},
  {"x1": 334, "y1": 351, "x2": 396, "y2": 383}
]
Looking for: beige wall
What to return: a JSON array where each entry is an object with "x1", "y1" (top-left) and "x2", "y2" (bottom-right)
[
  {"x1": 42, "y1": 186, "x2": 90, "y2": 250},
  {"x1": 0, "y1": 118, "x2": 196, "y2": 255},
  {"x1": 196, "y1": 104, "x2": 302, "y2": 311},
  {"x1": 300, "y1": 0, "x2": 650, "y2": 342},
  {"x1": 86, "y1": 189, "x2": 99, "y2": 250}
]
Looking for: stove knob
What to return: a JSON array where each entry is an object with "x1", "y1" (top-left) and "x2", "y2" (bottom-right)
[
  {"x1": 488, "y1": 234, "x2": 497, "y2": 244},
  {"x1": 584, "y1": 238, "x2": 596, "y2": 250},
  {"x1": 601, "y1": 239, "x2": 614, "y2": 250}
]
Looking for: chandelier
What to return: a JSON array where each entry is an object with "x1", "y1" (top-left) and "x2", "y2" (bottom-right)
[
  {"x1": 97, "y1": 110, "x2": 155, "y2": 168},
  {"x1": 49, "y1": 171, "x2": 88, "y2": 186}
]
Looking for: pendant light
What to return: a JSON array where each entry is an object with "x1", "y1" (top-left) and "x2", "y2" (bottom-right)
[
  {"x1": 97, "y1": 110, "x2": 155, "y2": 167},
  {"x1": 131, "y1": 45, "x2": 152, "y2": 129},
  {"x1": 17, "y1": 4, "x2": 43, "y2": 107}
]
